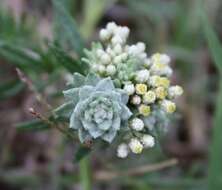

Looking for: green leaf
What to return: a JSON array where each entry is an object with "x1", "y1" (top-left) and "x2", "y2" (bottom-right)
[
  {"x1": 200, "y1": 1, "x2": 222, "y2": 189},
  {"x1": 16, "y1": 120, "x2": 49, "y2": 131},
  {"x1": 75, "y1": 146, "x2": 91, "y2": 162},
  {"x1": 0, "y1": 80, "x2": 24, "y2": 100},
  {"x1": 201, "y1": 5, "x2": 222, "y2": 74},
  {"x1": 52, "y1": 0, "x2": 84, "y2": 56},
  {"x1": 48, "y1": 43, "x2": 88, "y2": 74},
  {"x1": 54, "y1": 101, "x2": 74, "y2": 120},
  {"x1": 0, "y1": 41, "x2": 42, "y2": 70}
]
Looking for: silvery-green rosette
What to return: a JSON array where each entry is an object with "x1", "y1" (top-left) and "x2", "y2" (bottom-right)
[{"x1": 56, "y1": 22, "x2": 183, "y2": 158}]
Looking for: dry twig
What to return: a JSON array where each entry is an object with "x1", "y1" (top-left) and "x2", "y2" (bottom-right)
[{"x1": 95, "y1": 158, "x2": 178, "y2": 181}]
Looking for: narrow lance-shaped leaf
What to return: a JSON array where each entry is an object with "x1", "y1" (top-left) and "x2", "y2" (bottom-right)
[
  {"x1": 48, "y1": 43, "x2": 88, "y2": 74},
  {"x1": 52, "y1": 0, "x2": 84, "y2": 56},
  {"x1": 16, "y1": 119, "x2": 49, "y2": 131},
  {"x1": 200, "y1": 1, "x2": 222, "y2": 189}
]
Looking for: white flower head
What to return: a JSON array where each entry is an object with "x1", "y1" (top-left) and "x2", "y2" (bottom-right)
[
  {"x1": 123, "y1": 83, "x2": 135, "y2": 95},
  {"x1": 135, "y1": 69, "x2": 150, "y2": 83},
  {"x1": 168, "y1": 85, "x2": 183, "y2": 98},
  {"x1": 99, "y1": 29, "x2": 111, "y2": 41},
  {"x1": 137, "y1": 42, "x2": 146, "y2": 52},
  {"x1": 151, "y1": 53, "x2": 171, "y2": 65},
  {"x1": 131, "y1": 118, "x2": 144, "y2": 131},
  {"x1": 143, "y1": 90, "x2": 156, "y2": 104},
  {"x1": 106, "y1": 22, "x2": 118, "y2": 33},
  {"x1": 129, "y1": 138, "x2": 143, "y2": 154},
  {"x1": 142, "y1": 135, "x2": 155, "y2": 148},
  {"x1": 161, "y1": 100, "x2": 176, "y2": 113},
  {"x1": 113, "y1": 44, "x2": 122, "y2": 55},
  {"x1": 117, "y1": 143, "x2": 129, "y2": 158},
  {"x1": 98, "y1": 65, "x2": 106, "y2": 74},
  {"x1": 106, "y1": 65, "x2": 116, "y2": 76},
  {"x1": 113, "y1": 55, "x2": 122, "y2": 64},
  {"x1": 100, "y1": 53, "x2": 111, "y2": 65},
  {"x1": 111, "y1": 35, "x2": 123, "y2": 45}
]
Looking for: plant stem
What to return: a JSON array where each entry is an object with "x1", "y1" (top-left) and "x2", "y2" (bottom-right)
[{"x1": 80, "y1": 156, "x2": 91, "y2": 190}]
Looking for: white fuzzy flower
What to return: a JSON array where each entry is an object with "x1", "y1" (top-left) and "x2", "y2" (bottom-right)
[
  {"x1": 128, "y1": 45, "x2": 140, "y2": 56},
  {"x1": 113, "y1": 55, "x2": 123, "y2": 64},
  {"x1": 168, "y1": 85, "x2": 183, "y2": 98},
  {"x1": 100, "y1": 53, "x2": 111, "y2": 65},
  {"x1": 129, "y1": 138, "x2": 143, "y2": 154},
  {"x1": 123, "y1": 83, "x2": 135, "y2": 95},
  {"x1": 131, "y1": 118, "x2": 144, "y2": 131},
  {"x1": 111, "y1": 35, "x2": 123, "y2": 45},
  {"x1": 118, "y1": 26, "x2": 130, "y2": 40},
  {"x1": 161, "y1": 100, "x2": 176, "y2": 113},
  {"x1": 141, "y1": 135, "x2": 155, "y2": 148},
  {"x1": 113, "y1": 44, "x2": 122, "y2": 55},
  {"x1": 137, "y1": 42, "x2": 146, "y2": 52},
  {"x1": 135, "y1": 69, "x2": 150, "y2": 83},
  {"x1": 122, "y1": 52, "x2": 128, "y2": 60},
  {"x1": 160, "y1": 54, "x2": 171, "y2": 64},
  {"x1": 106, "y1": 65, "x2": 116, "y2": 75},
  {"x1": 96, "y1": 49, "x2": 105, "y2": 57},
  {"x1": 99, "y1": 29, "x2": 111, "y2": 41},
  {"x1": 131, "y1": 95, "x2": 141, "y2": 105},
  {"x1": 149, "y1": 75, "x2": 160, "y2": 87},
  {"x1": 98, "y1": 65, "x2": 106, "y2": 74},
  {"x1": 139, "y1": 52, "x2": 147, "y2": 60},
  {"x1": 106, "y1": 47, "x2": 115, "y2": 57},
  {"x1": 143, "y1": 90, "x2": 156, "y2": 104},
  {"x1": 117, "y1": 143, "x2": 129, "y2": 158},
  {"x1": 106, "y1": 22, "x2": 118, "y2": 33},
  {"x1": 151, "y1": 53, "x2": 170, "y2": 65},
  {"x1": 150, "y1": 62, "x2": 172, "y2": 76}
]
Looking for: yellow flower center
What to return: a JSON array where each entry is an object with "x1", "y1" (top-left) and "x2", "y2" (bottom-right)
[
  {"x1": 135, "y1": 84, "x2": 147, "y2": 95},
  {"x1": 139, "y1": 104, "x2": 151, "y2": 116},
  {"x1": 155, "y1": 87, "x2": 167, "y2": 99}
]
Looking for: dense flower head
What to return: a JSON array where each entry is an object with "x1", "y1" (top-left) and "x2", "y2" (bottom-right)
[{"x1": 57, "y1": 22, "x2": 183, "y2": 158}]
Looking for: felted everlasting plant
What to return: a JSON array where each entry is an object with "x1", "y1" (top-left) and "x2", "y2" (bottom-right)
[{"x1": 57, "y1": 22, "x2": 183, "y2": 158}]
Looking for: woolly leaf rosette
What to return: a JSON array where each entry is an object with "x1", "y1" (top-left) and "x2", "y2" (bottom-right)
[{"x1": 63, "y1": 73, "x2": 132, "y2": 143}]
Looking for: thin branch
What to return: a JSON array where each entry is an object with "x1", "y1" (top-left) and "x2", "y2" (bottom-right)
[
  {"x1": 16, "y1": 68, "x2": 52, "y2": 110},
  {"x1": 29, "y1": 107, "x2": 76, "y2": 140},
  {"x1": 95, "y1": 158, "x2": 178, "y2": 181}
]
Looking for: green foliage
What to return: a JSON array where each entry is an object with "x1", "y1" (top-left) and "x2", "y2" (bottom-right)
[
  {"x1": 0, "y1": 80, "x2": 24, "y2": 100},
  {"x1": 16, "y1": 119, "x2": 49, "y2": 131},
  {"x1": 48, "y1": 43, "x2": 88, "y2": 74},
  {"x1": 52, "y1": 0, "x2": 84, "y2": 56},
  {"x1": 201, "y1": 2, "x2": 222, "y2": 189}
]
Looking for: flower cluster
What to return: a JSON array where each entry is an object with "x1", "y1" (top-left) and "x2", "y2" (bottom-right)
[{"x1": 59, "y1": 22, "x2": 183, "y2": 158}]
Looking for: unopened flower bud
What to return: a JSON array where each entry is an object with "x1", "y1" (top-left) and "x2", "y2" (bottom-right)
[
  {"x1": 117, "y1": 143, "x2": 128, "y2": 158},
  {"x1": 99, "y1": 29, "x2": 111, "y2": 41},
  {"x1": 161, "y1": 100, "x2": 176, "y2": 113},
  {"x1": 129, "y1": 138, "x2": 143, "y2": 154},
  {"x1": 106, "y1": 65, "x2": 116, "y2": 75},
  {"x1": 142, "y1": 135, "x2": 155, "y2": 148},
  {"x1": 123, "y1": 83, "x2": 135, "y2": 95}
]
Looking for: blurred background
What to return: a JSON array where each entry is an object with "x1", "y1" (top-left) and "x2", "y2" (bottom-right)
[{"x1": 0, "y1": 0, "x2": 222, "y2": 189}]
